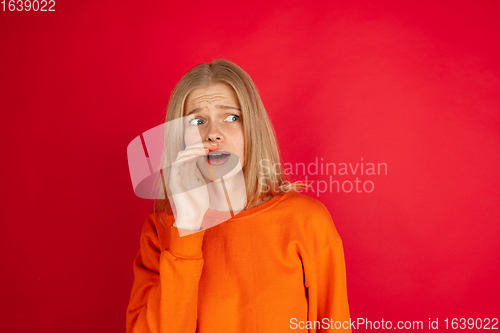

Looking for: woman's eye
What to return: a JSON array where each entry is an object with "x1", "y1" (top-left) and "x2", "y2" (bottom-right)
[
  {"x1": 225, "y1": 115, "x2": 240, "y2": 122},
  {"x1": 188, "y1": 118, "x2": 204, "y2": 126}
]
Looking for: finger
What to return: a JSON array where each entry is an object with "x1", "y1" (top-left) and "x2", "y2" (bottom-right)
[
  {"x1": 176, "y1": 148, "x2": 208, "y2": 160},
  {"x1": 187, "y1": 154, "x2": 204, "y2": 178},
  {"x1": 185, "y1": 141, "x2": 219, "y2": 151},
  {"x1": 171, "y1": 155, "x2": 200, "y2": 167},
  {"x1": 184, "y1": 142, "x2": 205, "y2": 150}
]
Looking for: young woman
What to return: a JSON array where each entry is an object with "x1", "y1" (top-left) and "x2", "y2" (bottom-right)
[{"x1": 126, "y1": 59, "x2": 351, "y2": 332}]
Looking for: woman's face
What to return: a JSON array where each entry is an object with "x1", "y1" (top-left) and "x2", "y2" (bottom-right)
[{"x1": 183, "y1": 83, "x2": 245, "y2": 181}]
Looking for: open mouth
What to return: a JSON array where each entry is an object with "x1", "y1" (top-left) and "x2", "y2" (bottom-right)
[
  {"x1": 207, "y1": 153, "x2": 230, "y2": 160},
  {"x1": 206, "y1": 152, "x2": 231, "y2": 166}
]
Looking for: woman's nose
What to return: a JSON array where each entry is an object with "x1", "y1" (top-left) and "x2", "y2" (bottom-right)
[
  {"x1": 206, "y1": 122, "x2": 224, "y2": 143},
  {"x1": 208, "y1": 138, "x2": 219, "y2": 146}
]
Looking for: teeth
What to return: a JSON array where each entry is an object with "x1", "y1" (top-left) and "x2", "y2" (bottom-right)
[{"x1": 207, "y1": 153, "x2": 229, "y2": 160}]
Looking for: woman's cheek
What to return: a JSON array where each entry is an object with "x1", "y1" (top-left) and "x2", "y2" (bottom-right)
[{"x1": 184, "y1": 126, "x2": 204, "y2": 146}]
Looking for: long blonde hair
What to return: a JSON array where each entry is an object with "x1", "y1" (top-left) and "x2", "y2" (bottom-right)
[{"x1": 153, "y1": 59, "x2": 308, "y2": 215}]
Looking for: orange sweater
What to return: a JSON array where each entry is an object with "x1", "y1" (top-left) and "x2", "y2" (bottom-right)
[{"x1": 126, "y1": 192, "x2": 351, "y2": 332}]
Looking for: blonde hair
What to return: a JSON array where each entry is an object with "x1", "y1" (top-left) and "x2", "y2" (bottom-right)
[{"x1": 153, "y1": 59, "x2": 308, "y2": 215}]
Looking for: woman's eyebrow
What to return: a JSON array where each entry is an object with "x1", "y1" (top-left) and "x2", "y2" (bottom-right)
[
  {"x1": 216, "y1": 104, "x2": 241, "y2": 112},
  {"x1": 186, "y1": 107, "x2": 202, "y2": 116},
  {"x1": 186, "y1": 105, "x2": 241, "y2": 116}
]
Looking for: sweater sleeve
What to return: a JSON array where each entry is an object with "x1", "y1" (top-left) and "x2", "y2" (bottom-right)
[
  {"x1": 126, "y1": 214, "x2": 206, "y2": 333},
  {"x1": 306, "y1": 240, "x2": 351, "y2": 332},
  {"x1": 302, "y1": 201, "x2": 351, "y2": 333}
]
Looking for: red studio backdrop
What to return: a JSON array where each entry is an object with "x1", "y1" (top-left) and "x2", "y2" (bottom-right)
[{"x1": 1, "y1": 0, "x2": 499, "y2": 332}]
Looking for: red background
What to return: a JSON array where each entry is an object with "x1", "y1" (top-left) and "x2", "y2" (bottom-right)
[{"x1": 1, "y1": 0, "x2": 499, "y2": 331}]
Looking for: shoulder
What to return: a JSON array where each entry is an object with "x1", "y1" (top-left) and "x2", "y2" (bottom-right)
[
  {"x1": 279, "y1": 192, "x2": 342, "y2": 246},
  {"x1": 139, "y1": 211, "x2": 176, "y2": 250},
  {"x1": 279, "y1": 191, "x2": 333, "y2": 220}
]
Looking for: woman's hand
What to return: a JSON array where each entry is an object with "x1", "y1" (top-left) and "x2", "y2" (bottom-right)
[{"x1": 169, "y1": 142, "x2": 217, "y2": 231}]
